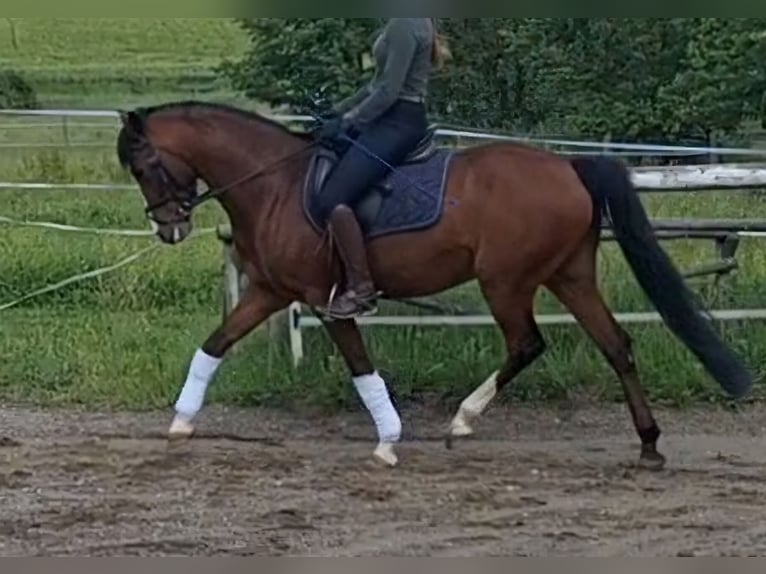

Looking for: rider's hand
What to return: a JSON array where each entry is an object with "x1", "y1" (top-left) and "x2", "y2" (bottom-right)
[{"x1": 318, "y1": 114, "x2": 352, "y2": 142}]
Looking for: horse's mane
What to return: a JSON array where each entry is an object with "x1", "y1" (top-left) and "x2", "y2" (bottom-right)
[{"x1": 117, "y1": 100, "x2": 313, "y2": 169}]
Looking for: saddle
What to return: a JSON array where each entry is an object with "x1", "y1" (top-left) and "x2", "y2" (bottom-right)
[{"x1": 303, "y1": 125, "x2": 439, "y2": 234}]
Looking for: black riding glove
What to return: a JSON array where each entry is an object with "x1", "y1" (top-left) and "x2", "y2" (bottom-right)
[{"x1": 318, "y1": 114, "x2": 353, "y2": 143}]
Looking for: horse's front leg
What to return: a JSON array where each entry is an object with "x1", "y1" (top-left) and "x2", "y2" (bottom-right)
[
  {"x1": 321, "y1": 317, "x2": 402, "y2": 467},
  {"x1": 168, "y1": 283, "x2": 289, "y2": 441}
]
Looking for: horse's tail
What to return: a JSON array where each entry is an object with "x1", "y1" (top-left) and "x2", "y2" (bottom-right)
[{"x1": 570, "y1": 155, "x2": 753, "y2": 400}]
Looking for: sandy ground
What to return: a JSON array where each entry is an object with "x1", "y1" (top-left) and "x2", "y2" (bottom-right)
[{"x1": 2, "y1": 400, "x2": 766, "y2": 557}]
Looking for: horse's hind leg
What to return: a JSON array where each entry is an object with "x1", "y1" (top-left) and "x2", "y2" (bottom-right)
[
  {"x1": 321, "y1": 318, "x2": 402, "y2": 467},
  {"x1": 545, "y1": 231, "x2": 666, "y2": 470},
  {"x1": 448, "y1": 285, "x2": 546, "y2": 445}
]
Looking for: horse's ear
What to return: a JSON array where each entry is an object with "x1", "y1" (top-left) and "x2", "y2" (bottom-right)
[{"x1": 118, "y1": 110, "x2": 144, "y2": 135}]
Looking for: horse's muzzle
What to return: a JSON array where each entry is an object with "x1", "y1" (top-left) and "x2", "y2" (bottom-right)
[{"x1": 157, "y1": 221, "x2": 193, "y2": 245}]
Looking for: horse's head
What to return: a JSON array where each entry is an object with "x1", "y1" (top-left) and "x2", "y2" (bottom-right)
[{"x1": 117, "y1": 110, "x2": 198, "y2": 245}]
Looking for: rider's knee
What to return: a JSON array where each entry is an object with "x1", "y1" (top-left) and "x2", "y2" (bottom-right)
[
  {"x1": 314, "y1": 197, "x2": 351, "y2": 225},
  {"x1": 329, "y1": 203, "x2": 353, "y2": 217}
]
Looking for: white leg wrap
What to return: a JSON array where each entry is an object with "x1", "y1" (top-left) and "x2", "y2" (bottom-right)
[
  {"x1": 353, "y1": 371, "x2": 402, "y2": 444},
  {"x1": 451, "y1": 371, "x2": 499, "y2": 436},
  {"x1": 174, "y1": 349, "x2": 223, "y2": 421},
  {"x1": 462, "y1": 370, "x2": 500, "y2": 417}
]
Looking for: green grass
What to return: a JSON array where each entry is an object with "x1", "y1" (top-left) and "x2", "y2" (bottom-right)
[
  {"x1": 0, "y1": 18, "x2": 250, "y2": 108},
  {"x1": 1, "y1": 19, "x2": 246, "y2": 68},
  {"x1": 2, "y1": 18, "x2": 766, "y2": 411},
  {"x1": 3, "y1": 149, "x2": 766, "y2": 411}
]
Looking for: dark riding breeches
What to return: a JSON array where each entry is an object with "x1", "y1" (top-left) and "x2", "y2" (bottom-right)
[{"x1": 314, "y1": 100, "x2": 428, "y2": 225}]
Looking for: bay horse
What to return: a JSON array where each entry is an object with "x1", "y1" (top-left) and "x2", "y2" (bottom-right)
[{"x1": 116, "y1": 100, "x2": 753, "y2": 470}]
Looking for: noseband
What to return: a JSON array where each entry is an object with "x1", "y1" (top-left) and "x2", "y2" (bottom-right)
[{"x1": 140, "y1": 155, "x2": 199, "y2": 225}]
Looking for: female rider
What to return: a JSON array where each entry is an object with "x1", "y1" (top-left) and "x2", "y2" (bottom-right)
[{"x1": 316, "y1": 18, "x2": 450, "y2": 319}]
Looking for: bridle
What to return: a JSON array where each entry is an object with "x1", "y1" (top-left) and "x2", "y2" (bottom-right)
[
  {"x1": 129, "y1": 97, "x2": 341, "y2": 226},
  {"x1": 138, "y1": 140, "x2": 319, "y2": 226}
]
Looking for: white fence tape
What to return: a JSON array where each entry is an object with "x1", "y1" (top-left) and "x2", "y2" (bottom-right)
[
  {"x1": 0, "y1": 215, "x2": 217, "y2": 238},
  {"x1": 0, "y1": 215, "x2": 155, "y2": 237},
  {"x1": 435, "y1": 128, "x2": 766, "y2": 157},
  {"x1": 6, "y1": 163, "x2": 766, "y2": 197},
  {"x1": 0, "y1": 142, "x2": 107, "y2": 149},
  {"x1": 0, "y1": 182, "x2": 135, "y2": 191},
  {"x1": 0, "y1": 109, "x2": 120, "y2": 118},
  {"x1": 3, "y1": 108, "x2": 766, "y2": 157},
  {"x1": 0, "y1": 219, "x2": 221, "y2": 312},
  {"x1": 1, "y1": 122, "x2": 112, "y2": 129},
  {"x1": 0, "y1": 244, "x2": 160, "y2": 312},
  {"x1": 0, "y1": 215, "x2": 153, "y2": 237}
]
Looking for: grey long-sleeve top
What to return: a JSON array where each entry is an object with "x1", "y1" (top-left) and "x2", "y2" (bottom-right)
[{"x1": 336, "y1": 18, "x2": 434, "y2": 128}]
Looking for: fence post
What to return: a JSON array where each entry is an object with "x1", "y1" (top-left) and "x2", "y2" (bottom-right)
[
  {"x1": 220, "y1": 225, "x2": 243, "y2": 319},
  {"x1": 289, "y1": 302, "x2": 305, "y2": 368},
  {"x1": 268, "y1": 307, "x2": 291, "y2": 344},
  {"x1": 712, "y1": 232, "x2": 741, "y2": 295},
  {"x1": 62, "y1": 116, "x2": 71, "y2": 146},
  {"x1": 218, "y1": 223, "x2": 294, "y2": 351}
]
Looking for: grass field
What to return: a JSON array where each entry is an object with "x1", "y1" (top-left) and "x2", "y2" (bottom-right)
[
  {"x1": 2, "y1": 19, "x2": 766, "y2": 412},
  {"x1": 4, "y1": 143, "x2": 766, "y2": 411},
  {"x1": 0, "y1": 18, "x2": 250, "y2": 108}
]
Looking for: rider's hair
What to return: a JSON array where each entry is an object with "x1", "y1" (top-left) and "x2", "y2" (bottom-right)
[{"x1": 431, "y1": 19, "x2": 452, "y2": 70}]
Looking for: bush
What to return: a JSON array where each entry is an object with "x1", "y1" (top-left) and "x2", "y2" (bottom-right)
[{"x1": 0, "y1": 69, "x2": 38, "y2": 109}]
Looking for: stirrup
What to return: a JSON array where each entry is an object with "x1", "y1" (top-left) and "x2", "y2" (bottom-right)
[{"x1": 317, "y1": 283, "x2": 381, "y2": 321}]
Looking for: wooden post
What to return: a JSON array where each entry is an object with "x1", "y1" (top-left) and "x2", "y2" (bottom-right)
[
  {"x1": 288, "y1": 302, "x2": 305, "y2": 368},
  {"x1": 219, "y1": 225, "x2": 248, "y2": 353},
  {"x1": 219, "y1": 225, "x2": 242, "y2": 319},
  {"x1": 631, "y1": 163, "x2": 766, "y2": 191},
  {"x1": 681, "y1": 258, "x2": 738, "y2": 280},
  {"x1": 217, "y1": 223, "x2": 293, "y2": 349},
  {"x1": 222, "y1": 241, "x2": 242, "y2": 317},
  {"x1": 712, "y1": 233, "x2": 741, "y2": 294},
  {"x1": 268, "y1": 307, "x2": 291, "y2": 343},
  {"x1": 716, "y1": 233, "x2": 741, "y2": 261}
]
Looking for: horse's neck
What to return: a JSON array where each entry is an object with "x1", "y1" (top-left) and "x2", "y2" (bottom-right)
[{"x1": 188, "y1": 117, "x2": 307, "y2": 216}]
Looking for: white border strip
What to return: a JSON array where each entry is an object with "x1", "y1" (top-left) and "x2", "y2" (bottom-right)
[
  {"x1": 296, "y1": 309, "x2": 766, "y2": 328},
  {"x1": 3, "y1": 108, "x2": 766, "y2": 157},
  {"x1": 5, "y1": 163, "x2": 766, "y2": 194}
]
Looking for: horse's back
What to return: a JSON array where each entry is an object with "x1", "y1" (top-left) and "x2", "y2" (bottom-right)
[
  {"x1": 445, "y1": 141, "x2": 594, "y2": 229},
  {"x1": 363, "y1": 140, "x2": 596, "y2": 297}
]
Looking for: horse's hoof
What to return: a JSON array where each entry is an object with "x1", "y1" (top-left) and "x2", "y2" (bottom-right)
[
  {"x1": 451, "y1": 421, "x2": 474, "y2": 437},
  {"x1": 638, "y1": 449, "x2": 667, "y2": 472},
  {"x1": 446, "y1": 417, "x2": 473, "y2": 450},
  {"x1": 168, "y1": 415, "x2": 195, "y2": 442},
  {"x1": 373, "y1": 443, "x2": 398, "y2": 467},
  {"x1": 447, "y1": 411, "x2": 474, "y2": 449}
]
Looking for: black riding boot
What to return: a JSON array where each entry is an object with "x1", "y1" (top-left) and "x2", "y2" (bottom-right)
[{"x1": 325, "y1": 205, "x2": 378, "y2": 319}]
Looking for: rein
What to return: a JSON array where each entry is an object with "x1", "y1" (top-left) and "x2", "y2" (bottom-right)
[
  {"x1": 144, "y1": 140, "x2": 319, "y2": 222},
  {"x1": 191, "y1": 142, "x2": 318, "y2": 209},
  {"x1": 144, "y1": 104, "x2": 437, "y2": 224}
]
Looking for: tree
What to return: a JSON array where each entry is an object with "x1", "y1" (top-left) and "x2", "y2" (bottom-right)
[
  {"x1": 219, "y1": 18, "x2": 378, "y2": 112},
  {"x1": 504, "y1": 19, "x2": 693, "y2": 140},
  {"x1": 658, "y1": 18, "x2": 766, "y2": 144},
  {"x1": 219, "y1": 18, "x2": 766, "y2": 145}
]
